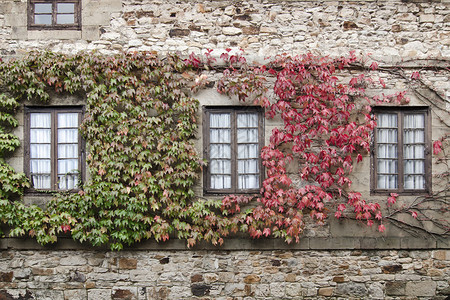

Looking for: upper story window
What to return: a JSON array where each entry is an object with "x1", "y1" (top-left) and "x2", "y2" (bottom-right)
[
  {"x1": 28, "y1": 0, "x2": 81, "y2": 30},
  {"x1": 372, "y1": 107, "x2": 431, "y2": 194},
  {"x1": 203, "y1": 107, "x2": 264, "y2": 194},
  {"x1": 25, "y1": 107, "x2": 84, "y2": 191}
]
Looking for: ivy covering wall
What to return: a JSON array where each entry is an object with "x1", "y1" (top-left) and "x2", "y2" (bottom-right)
[{"x1": 0, "y1": 51, "x2": 448, "y2": 250}]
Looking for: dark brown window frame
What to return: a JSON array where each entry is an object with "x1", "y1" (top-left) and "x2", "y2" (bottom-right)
[
  {"x1": 24, "y1": 106, "x2": 85, "y2": 192},
  {"x1": 371, "y1": 106, "x2": 431, "y2": 195},
  {"x1": 203, "y1": 106, "x2": 264, "y2": 195},
  {"x1": 28, "y1": 0, "x2": 81, "y2": 30}
]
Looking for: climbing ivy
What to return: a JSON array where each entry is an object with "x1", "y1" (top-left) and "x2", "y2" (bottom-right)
[{"x1": 0, "y1": 51, "x2": 447, "y2": 250}]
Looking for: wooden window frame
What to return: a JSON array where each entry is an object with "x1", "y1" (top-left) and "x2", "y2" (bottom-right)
[
  {"x1": 203, "y1": 106, "x2": 264, "y2": 195},
  {"x1": 28, "y1": 0, "x2": 81, "y2": 30},
  {"x1": 371, "y1": 106, "x2": 431, "y2": 195},
  {"x1": 24, "y1": 106, "x2": 85, "y2": 192}
]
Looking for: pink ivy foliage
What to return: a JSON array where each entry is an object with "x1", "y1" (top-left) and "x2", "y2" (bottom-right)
[{"x1": 187, "y1": 51, "x2": 408, "y2": 242}]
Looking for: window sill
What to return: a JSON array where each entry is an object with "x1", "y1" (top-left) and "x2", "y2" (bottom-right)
[{"x1": 27, "y1": 29, "x2": 82, "y2": 40}]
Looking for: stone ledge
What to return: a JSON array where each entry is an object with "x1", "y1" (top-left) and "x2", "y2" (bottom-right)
[{"x1": 0, "y1": 237, "x2": 447, "y2": 251}]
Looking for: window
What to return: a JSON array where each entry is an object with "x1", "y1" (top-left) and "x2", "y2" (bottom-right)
[
  {"x1": 28, "y1": 0, "x2": 81, "y2": 30},
  {"x1": 25, "y1": 107, "x2": 83, "y2": 191},
  {"x1": 203, "y1": 107, "x2": 264, "y2": 194},
  {"x1": 372, "y1": 107, "x2": 431, "y2": 194}
]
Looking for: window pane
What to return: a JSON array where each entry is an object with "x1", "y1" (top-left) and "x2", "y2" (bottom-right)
[
  {"x1": 377, "y1": 113, "x2": 397, "y2": 128},
  {"x1": 30, "y1": 113, "x2": 51, "y2": 128},
  {"x1": 210, "y1": 160, "x2": 231, "y2": 174},
  {"x1": 404, "y1": 160, "x2": 425, "y2": 175},
  {"x1": 30, "y1": 159, "x2": 51, "y2": 174},
  {"x1": 377, "y1": 159, "x2": 397, "y2": 174},
  {"x1": 58, "y1": 129, "x2": 78, "y2": 143},
  {"x1": 34, "y1": 15, "x2": 52, "y2": 25},
  {"x1": 238, "y1": 175, "x2": 259, "y2": 189},
  {"x1": 377, "y1": 144, "x2": 398, "y2": 159},
  {"x1": 32, "y1": 175, "x2": 51, "y2": 189},
  {"x1": 404, "y1": 114, "x2": 424, "y2": 129},
  {"x1": 34, "y1": 3, "x2": 52, "y2": 13},
  {"x1": 237, "y1": 129, "x2": 258, "y2": 143},
  {"x1": 58, "y1": 113, "x2": 78, "y2": 127},
  {"x1": 58, "y1": 159, "x2": 79, "y2": 174},
  {"x1": 30, "y1": 128, "x2": 51, "y2": 143},
  {"x1": 377, "y1": 174, "x2": 398, "y2": 189},
  {"x1": 57, "y1": 3, "x2": 75, "y2": 13},
  {"x1": 404, "y1": 145, "x2": 424, "y2": 159},
  {"x1": 238, "y1": 144, "x2": 259, "y2": 159},
  {"x1": 377, "y1": 129, "x2": 397, "y2": 143},
  {"x1": 210, "y1": 144, "x2": 231, "y2": 159},
  {"x1": 30, "y1": 144, "x2": 51, "y2": 158},
  {"x1": 57, "y1": 14, "x2": 75, "y2": 24},
  {"x1": 58, "y1": 144, "x2": 78, "y2": 159},
  {"x1": 211, "y1": 175, "x2": 231, "y2": 189},
  {"x1": 58, "y1": 175, "x2": 78, "y2": 190},
  {"x1": 210, "y1": 113, "x2": 230, "y2": 128},
  {"x1": 237, "y1": 113, "x2": 258, "y2": 127},
  {"x1": 210, "y1": 129, "x2": 231, "y2": 143},
  {"x1": 404, "y1": 175, "x2": 425, "y2": 190},
  {"x1": 238, "y1": 159, "x2": 259, "y2": 174}
]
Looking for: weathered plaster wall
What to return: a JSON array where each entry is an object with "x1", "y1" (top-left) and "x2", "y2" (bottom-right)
[{"x1": 0, "y1": 248, "x2": 449, "y2": 299}]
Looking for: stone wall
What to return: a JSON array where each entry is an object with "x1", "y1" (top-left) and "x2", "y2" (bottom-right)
[
  {"x1": 0, "y1": 248, "x2": 448, "y2": 299},
  {"x1": 0, "y1": 0, "x2": 449, "y2": 62}
]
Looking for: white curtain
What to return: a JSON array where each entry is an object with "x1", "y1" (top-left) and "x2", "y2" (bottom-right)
[
  {"x1": 210, "y1": 113, "x2": 232, "y2": 189},
  {"x1": 403, "y1": 114, "x2": 425, "y2": 189},
  {"x1": 377, "y1": 113, "x2": 398, "y2": 189},
  {"x1": 30, "y1": 113, "x2": 52, "y2": 189},
  {"x1": 57, "y1": 113, "x2": 79, "y2": 189},
  {"x1": 237, "y1": 113, "x2": 259, "y2": 189}
]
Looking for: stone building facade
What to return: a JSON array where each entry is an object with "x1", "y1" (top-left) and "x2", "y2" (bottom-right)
[{"x1": 0, "y1": 0, "x2": 449, "y2": 299}]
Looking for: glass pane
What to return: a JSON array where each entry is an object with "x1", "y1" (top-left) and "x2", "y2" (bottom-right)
[
  {"x1": 57, "y1": 3, "x2": 75, "y2": 13},
  {"x1": 404, "y1": 175, "x2": 425, "y2": 190},
  {"x1": 404, "y1": 160, "x2": 424, "y2": 175},
  {"x1": 58, "y1": 175, "x2": 78, "y2": 190},
  {"x1": 58, "y1": 144, "x2": 78, "y2": 159},
  {"x1": 210, "y1": 160, "x2": 231, "y2": 174},
  {"x1": 210, "y1": 113, "x2": 230, "y2": 128},
  {"x1": 238, "y1": 144, "x2": 259, "y2": 159},
  {"x1": 377, "y1": 175, "x2": 398, "y2": 189},
  {"x1": 210, "y1": 144, "x2": 231, "y2": 159},
  {"x1": 378, "y1": 144, "x2": 398, "y2": 159},
  {"x1": 34, "y1": 3, "x2": 52, "y2": 13},
  {"x1": 404, "y1": 114, "x2": 424, "y2": 129},
  {"x1": 237, "y1": 113, "x2": 258, "y2": 127},
  {"x1": 30, "y1": 144, "x2": 51, "y2": 159},
  {"x1": 32, "y1": 175, "x2": 51, "y2": 189},
  {"x1": 58, "y1": 129, "x2": 78, "y2": 143},
  {"x1": 30, "y1": 113, "x2": 51, "y2": 128},
  {"x1": 238, "y1": 175, "x2": 259, "y2": 189},
  {"x1": 238, "y1": 159, "x2": 259, "y2": 174},
  {"x1": 30, "y1": 159, "x2": 51, "y2": 174},
  {"x1": 34, "y1": 15, "x2": 52, "y2": 25},
  {"x1": 30, "y1": 128, "x2": 51, "y2": 143},
  {"x1": 211, "y1": 175, "x2": 231, "y2": 189},
  {"x1": 404, "y1": 145, "x2": 424, "y2": 159},
  {"x1": 57, "y1": 14, "x2": 75, "y2": 24},
  {"x1": 404, "y1": 129, "x2": 424, "y2": 143},
  {"x1": 210, "y1": 129, "x2": 231, "y2": 143},
  {"x1": 237, "y1": 129, "x2": 258, "y2": 143},
  {"x1": 377, "y1": 113, "x2": 397, "y2": 128},
  {"x1": 58, "y1": 159, "x2": 78, "y2": 174},
  {"x1": 377, "y1": 129, "x2": 397, "y2": 143},
  {"x1": 58, "y1": 113, "x2": 78, "y2": 128},
  {"x1": 377, "y1": 159, "x2": 397, "y2": 174}
]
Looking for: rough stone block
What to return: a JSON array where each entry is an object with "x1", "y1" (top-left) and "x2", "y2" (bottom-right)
[
  {"x1": 82, "y1": 25, "x2": 100, "y2": 41},
  {"x1": 64, "y1": 289, "x2": 87, "y2": 300},
  {"x1": 0, "y1": 272, "x2": 13, "y2": 282},
  {"x1": 88, "y1": 289, "x2": 111, "y2": 300},
  {"x1": 335, "y1": 283, "x2": 368, "y2": 297},
  {"x1": 405, "y1": 281, "x2": 436, "y2": 297},
  {"x1": 318, "y1": 287, "x2": 334, "y2": 296},
  {"x1": 386, "y1": 281, "x2": 406, "y2": 296},
  {"x1": 118, "y1": 258, "x2": 137, "y2": 269},
  {"x1": 112, "y1": 287, "x2": 137, "y2": 300}
]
